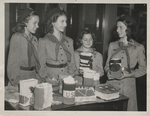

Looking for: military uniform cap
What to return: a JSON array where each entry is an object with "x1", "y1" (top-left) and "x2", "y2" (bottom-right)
[
  {"x1": 18, "y1": 8, "x2": 34, "y2": 23},
  {"x1": 45, "y1": 7, "x2": 64, "y2": 21},
  {"x1": 117, "y1": 14, "x2": 137, "y2": 26}
]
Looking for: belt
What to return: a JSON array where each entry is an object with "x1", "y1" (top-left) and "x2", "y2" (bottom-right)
[
  {"x1": 20, "y1": 66, "x2": 35, "y2": 71},
  {"x1": 46, "y1": 63, "x2": 67, "y2": 68}
]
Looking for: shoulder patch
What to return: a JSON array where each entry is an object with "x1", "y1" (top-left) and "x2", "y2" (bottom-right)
[{"x1": 133, "y1": 40, "x2": 140, "y2": 47}]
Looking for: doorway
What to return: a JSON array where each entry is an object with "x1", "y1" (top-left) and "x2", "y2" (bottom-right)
[{"x1": 66, "y1": 4, "x2": 105, "y2": 53}]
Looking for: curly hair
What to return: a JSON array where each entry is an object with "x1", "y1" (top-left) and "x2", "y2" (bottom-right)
[
  {"x1": 76, "y1": 27, "x2": 97, "y2": 48},
  {"x1": 44, "y1": 10, "x2": 67, "y2": 35},
  {"x1": 12, "y1": 11, "x2": 39, "y2": 33}
]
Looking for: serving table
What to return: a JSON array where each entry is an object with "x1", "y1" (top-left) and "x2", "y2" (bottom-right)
[{"x1": 5, "y1": 89, "x2": 129, "y2": 111}]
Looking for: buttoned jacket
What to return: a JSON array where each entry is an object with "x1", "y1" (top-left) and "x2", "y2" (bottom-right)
[{"x1": 38, "y1": 33, "x2": 76, "y2": 79}]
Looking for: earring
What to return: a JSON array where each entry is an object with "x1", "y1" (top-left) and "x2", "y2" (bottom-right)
[{"x1": 22, "y1": 21, "x2": 27, "y2": 27}]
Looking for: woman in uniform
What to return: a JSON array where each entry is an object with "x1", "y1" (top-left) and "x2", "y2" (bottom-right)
[
  {"x1": 104, "y1": 15, "x2": 146, "y2": 111},
  {"x1": 38, "y1": 7, "x2": 76, "y2": 92},
  {"x1": 7, "y1": 8, "x2": 40, "y2": 91}
]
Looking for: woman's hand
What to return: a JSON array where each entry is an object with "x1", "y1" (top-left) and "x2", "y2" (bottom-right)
[
  {"x1": 107, "y1": 70, "x2": 132, "y2": 80},
  {"x1": 79, "y1": 69, "x2": 83, "y2": 74},
  {"x1": 43, "y1": 73, "x2": 59, "y2": 85},
  {"x1": 118, "y1": 71, "x2": 132, "y2": 80},
  {"x1": 46, "y1": 77, "x2": 60, "y2": 85},
  {"x1": 107, "y1": 70, "x2": 113, "y2": 79}
]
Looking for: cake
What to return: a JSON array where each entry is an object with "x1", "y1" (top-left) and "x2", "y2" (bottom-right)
[
  {"x1": 34, "y1": 83, "x2": 53, "y2": 110},
  {"x1": 74, "y1": 75, "x2": 83, "y2": 85},
  {"x1": 63, "y1": 75, "x2": 76, "y2": 105},
  {"x1": 19, "y1": 79, "x2": 38, "y2": 106},
  {"x1": 83, "y1": 69, "x2": 100, "y2": 86},
  {"x1": 79, "y1": 52, "x2": 93, "y2": 71},
  {"x1": 75, "y1": 86, "x2": 96, "y2": 102},
  {"x1": 95, "y1": 85, "x2": 120, "y2": 100}
]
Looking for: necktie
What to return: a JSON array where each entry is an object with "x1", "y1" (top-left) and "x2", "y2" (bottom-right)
[
  {"x1": 46, "y1": 34, "x2": 71, "y2": 62},
  {"x1": 23, "y1": 34, "x2": 41, "y2": 73}
]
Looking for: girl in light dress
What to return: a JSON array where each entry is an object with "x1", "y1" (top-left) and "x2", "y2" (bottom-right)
[{"x1": 74, "y1": 28, "x2": 104, "y2": 85}]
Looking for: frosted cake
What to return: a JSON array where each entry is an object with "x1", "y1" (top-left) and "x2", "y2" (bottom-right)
[
  {"x1": 75, "y1": 86, "x2": 96, "y2": 102},
  {"x1": 79, "y1": 52, "x2": 93, "y2": 71},
  {"x1": 95, "y1": 85, "x2": 120, "y2": 100}
]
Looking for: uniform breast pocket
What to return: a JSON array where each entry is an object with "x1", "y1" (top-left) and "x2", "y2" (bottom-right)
[
  {"x1": 129, "y1": 49, "x2": 138, "y2": 62},
  {"x1": 46, "y1": 45, "x2": 56, "y2": 59}
]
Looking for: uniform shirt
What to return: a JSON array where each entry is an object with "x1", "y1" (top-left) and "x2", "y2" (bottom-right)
[
  {"x1": 104, "y1": 39, "x2": 146, "y2": 111},
  {"x1": 105, "y1": 39, "x2": 146, "y2": 78},
  {"x1": 7, "y1": 33, "x2": 38, "y2": 86},
  {"x1": 74, "y1": 47, "x2": 104, "y2": 77},
  {"x1": 38, "y1": 33, "x2": 76, "y2": 79}
]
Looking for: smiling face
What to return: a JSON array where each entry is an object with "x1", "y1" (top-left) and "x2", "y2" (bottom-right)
[
  {"x1": 52, "y1": 15, "x2": 67, "y2": 33},
  {"x1": 25, "y1": 15, "x2": 39, "y2": 34},
  {"x1": 116, "y1": 21, "x2": 127, "y2": 39},
  {"x1": 81, "y1": 33, "x2": 93, "y2": 49}
]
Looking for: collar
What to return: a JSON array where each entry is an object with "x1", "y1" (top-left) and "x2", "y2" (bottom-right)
[
  {"x1": 47, "y1": 33, "x2": 67, "y2": 43},
  {"x1": 128, "y1": 39, "x2": 135, "y2": 46},
  {"x1": 117, "y1": 39, "x2": 135, "y2": 47},
  {"x1": 21, "y1": 32, "x2": 33, "y2": 42},
  {"x1": 76, "y1": 47, "x2": 96, "y2": 53}
]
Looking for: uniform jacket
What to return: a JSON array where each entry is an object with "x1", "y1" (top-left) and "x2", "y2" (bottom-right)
[
  {"x1": 7, "y1": 33, "x2": 38, "y2": 86},
  {"x1": 104, "y1": 39, "x2": 146, "y2": 111},
  {"x1": 74, "y1": 47, "x2": 104, "y2": 77},
  {"x1": 38, "y1": 33, "x2": 77, "y2": 80},
  {"x1": 105, "y1": 39, "x2": 146, "y2": 77}
]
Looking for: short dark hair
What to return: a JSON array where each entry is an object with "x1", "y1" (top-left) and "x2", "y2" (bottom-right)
[
  {"x1": 76, "y1": 27, "x2": 97, "y2": 48},
  {"x1": 44, "y1": 10, "x2": 67, "y2": 34}
]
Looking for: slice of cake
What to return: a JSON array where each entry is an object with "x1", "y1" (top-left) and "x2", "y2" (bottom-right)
[
  {"x1": 95, "y1": 85, "x2": 120, "y2": 100},
  {"x1": 83, "y1": 69, "x2": 100, "y2": 86},
  {"x1": 83, "y1": 69, "x2": 94, "y2": 86},
  {"x1": 75, "y1": 86, "x2": 96, "y2": 102}
]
